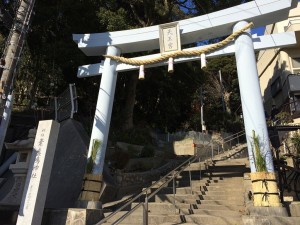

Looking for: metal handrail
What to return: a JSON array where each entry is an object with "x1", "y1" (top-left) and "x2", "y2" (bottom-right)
[
  {"x1": 223, "y1": 130, "x2": 245, "y2": 142},
  {"x1": 96, "y1": 130, "x2": 246, "y2": 225},
  {"x1": 95, "y1": 154, "x2": 200, "y2": 225},
  {"x1": 224, "y1": 130, "x2": 245, "y2": 145},
  {"x1": 204, "y1": 130, "x2": 246, "y2": 161}
]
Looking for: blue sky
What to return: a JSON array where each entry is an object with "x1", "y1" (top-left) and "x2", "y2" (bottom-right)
[{"x1": 252, "y1": 26, "x2": 265, "y2": 36}]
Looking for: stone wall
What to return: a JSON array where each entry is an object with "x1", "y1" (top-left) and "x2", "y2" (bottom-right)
[{"x1": 115, "y1": 160, "x2": 179, "y2": 197}]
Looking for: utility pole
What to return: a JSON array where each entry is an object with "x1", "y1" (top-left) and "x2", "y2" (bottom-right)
[
  {"x1": 0, "y1": 0, "x2": 36, "y2": 159},
  {"x1": 0, "y1": 0, "x2": 35, "y2": 102},
  {"x1": 200, "y1": 87, "x2": 206, "y2": 132},
  {"x1": 219, "y1": 70, "x2": 225, "y2": 113}
]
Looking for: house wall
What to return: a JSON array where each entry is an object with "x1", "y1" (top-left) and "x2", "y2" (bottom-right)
[{"x1": 258, "y1": 3, "x2": 300, "y2": 117}]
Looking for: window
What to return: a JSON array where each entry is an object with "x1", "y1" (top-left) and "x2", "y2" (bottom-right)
[
  {"x1": 290, "y1": 94, "x2": 300, "y2": 114},
  {"x1": 291, "y1": 57, "x2": 300, "y2": 74}
]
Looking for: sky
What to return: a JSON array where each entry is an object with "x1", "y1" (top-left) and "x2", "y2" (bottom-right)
[{"x1": 252, "y1": 26, "x2": 265, "y2": 36}]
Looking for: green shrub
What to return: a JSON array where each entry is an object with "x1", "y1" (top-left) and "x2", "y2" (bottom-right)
[
  {"x1": 140, "y1": 145, "x2": 155, "y2": 158},
  {"x1": 291, "y1": 131, "x2": 300, "y2": 156},
  {"x1": 252, "y1": 130, "x2": 267, "y2": 172},
  {"x1": 110, "y1": 127, "x2": 152, "y2": 145},
  {"x1": 127, "y1": 145, "x2": 141, "y2": 158},
  {"x1": 275, "y1": 112, "x2": 293, "y2": 125},
  {"x1": 86, "y1": 139, "x2": 101, "y2": 173}
]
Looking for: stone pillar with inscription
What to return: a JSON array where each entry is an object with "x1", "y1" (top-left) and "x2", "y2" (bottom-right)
[{"x1": 16, "y1": 120, "x2": 60, "y2": 225}]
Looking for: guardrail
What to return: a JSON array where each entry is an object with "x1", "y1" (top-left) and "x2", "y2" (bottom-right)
[{"x1": 54, "y1": 83, "x2": 77, "y2": 122}]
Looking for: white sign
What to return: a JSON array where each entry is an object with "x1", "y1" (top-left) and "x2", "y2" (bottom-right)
[
  {"x1": 16, "y1": 120, "x2": 60, "y2": 225},
  {"x1": 159, "y1": 22, "x2": 181, "y2": 54}
]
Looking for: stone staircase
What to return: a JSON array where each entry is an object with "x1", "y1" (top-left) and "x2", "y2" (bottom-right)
[
  {"x1": 100, "y1": 144, "x2": 300, "y2": 225},
  {"x1": 101, "y1": 145, "x2": 249, "y2": 225}
]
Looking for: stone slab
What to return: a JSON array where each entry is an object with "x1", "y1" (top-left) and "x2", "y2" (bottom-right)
[
  {"x1": 247, "y1": 206, "x2": 288, "y2": 217},
  {"x1": 0, "y1": 175, "x2": 26, "y2": 206},
  {"x1": 242, "y1": 215, "x2": 299, "y2": 225},
  {"x1": 45, "y1": 119, "x2": 89, "y2": 208},
  {"x1": 16, "y1": 120, "x2": 60, "y2": 225},
  {"x1": 289, "y1": 201, "x2": 300, "y2": 217},
  {"x1": 173, "y1": 138, "x2": 195, "y2": 156},
  {"x1": 66, "y1": 208, "x2": 103, "y2": 225}
]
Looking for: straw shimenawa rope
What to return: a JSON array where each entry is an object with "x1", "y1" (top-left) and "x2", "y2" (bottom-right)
[{"x1": 104, "y1": 22, "x2": 254, "y2": 66}]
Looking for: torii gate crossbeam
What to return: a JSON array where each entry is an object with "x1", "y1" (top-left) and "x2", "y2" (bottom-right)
[
  {"x1": 73, "y1": 0, "x2": 298, "y2": 175},
  {"x1": 77, "y1": 32, "x2": 295, "y2": 77}
]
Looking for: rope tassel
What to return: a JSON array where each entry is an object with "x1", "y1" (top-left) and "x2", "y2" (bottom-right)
[
  {"x1": 201, "y1": 53, "x2": 206, "y2": 69},
  {"x1": 168, "y1": 57, "x2": 174, "y2": 73},
  {"x1": 139, "y1": 65, "x2": 145, "y2": 80}
]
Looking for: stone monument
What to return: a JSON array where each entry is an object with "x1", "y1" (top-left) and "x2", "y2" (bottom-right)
[
  {"x1": 16, "y1": 120, "x2": 60, "y2": 225},
  {"x1": 0, "y1": 128, "x2": 36, "y2": 206}
]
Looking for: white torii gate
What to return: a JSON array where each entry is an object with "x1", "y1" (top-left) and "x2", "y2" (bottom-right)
[{"x1": 73, "y1": 0, "x2": 298, "y2": 175}]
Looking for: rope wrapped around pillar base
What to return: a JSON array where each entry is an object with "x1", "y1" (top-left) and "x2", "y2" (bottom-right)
[
  {"x1": 80, "y1": 174, "x2": 103, "y2": 201},
  {"x1": 250, "y1": 172, "x2": 281, "y2": 207}
]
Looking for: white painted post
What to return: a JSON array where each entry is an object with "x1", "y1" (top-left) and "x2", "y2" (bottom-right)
[
  {"x1": 233, "y1": 21, "x2": 274, "y2": 172},
  {"x1": 69, "y1": 83, "x2": 75, "y2": 119},
  {"x1": 87, "y1": 46, "x2": 121, "y2": 174},
  {"x1": 16, "y1": 120, "x2": 60, "y2": 225},
  {"x1": 0, "y1": 94, "x2": 13, "y2": 158}
]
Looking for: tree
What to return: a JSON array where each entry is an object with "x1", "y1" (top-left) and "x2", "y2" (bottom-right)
[
  {"x1": 2, "y1": 0, "x2": 249, "y2": 136},
  {"x1": 96, "y1": 0, "x2": 189, "y2": 131},
  {"x1": 14, "y1": 0, "x2": 102, "y2": 109}
]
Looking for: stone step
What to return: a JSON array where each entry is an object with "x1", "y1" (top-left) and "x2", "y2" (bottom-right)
[
  {"x1": 203, "y1": 171, "x2": 247, "y2": 177},
  {"x1": 154, "y1": 195, "x2": 244, "y2": 205},
  {"x1": 103, "y1": 212, "x2": 179, "y2": 224},
  {"x1": 172, "y1": 174, "x2": 244, "y2": 182},
  {"x1": 172, "y1": 214, "x2": 243, "y2": 225},
  {"x1": 152, "y1": 179, "x2": 244, "y2": 189},
  {"x1": 207, "y1": 159, "x2": 248, "y2": 166},
  {"x1": 205, "y1": 166, "x2": 249, "y2": 173},
  {"x1": 191, "y1": 203, "x2": 245, "y2": 212},
  {"x1": 103, "y1": 223, "x2": 198, "y2": 225},
  {"x1": 208, "y1": 158, "x2": 248, "y2": 164},
  {"x1": 160, "y1": 223, "x2": 198, "y2": 225},
  {"x1": 179, "y1": 189, "x2": 244, "y2": 196},
  {"x1": 131, "y1": 202, "x2": 245, "y2": 212},
  {"x1": 186, "y1": 162, "x2": 206, "y2": 169},
  {"x1": 154, "y1": 193, "x2": 244, "y2": 202},
  {"x1": 194, "y1": 199, "x2": 244, "y2": 206},
  {"x1": 203, "y1": 173, "x2": 247, "y2": 179},
  {"x1": 152, "y1": 187, "x2": 244, "y2": 195},
  {"x1": 132, "y1": 202, "x2": 186, "y2": 214},
  {"x1": 199, "y1": 194, "x2": 244, "y2": 201},
  {"x1": 242, "y1": 215, "x2": 300, "y2": 225},
  {"x1": 211, "y1": 159, "x2": 247, "y2": 164},
  {"x1": 180, "y1": 208, "x2": 242, "y2": 217},
  {"x1": 103, "y1": 213, "x2": 242, "y2": 225},
  {"x1": 132, "y1": 202, "x2": 193, "y2": 208},
  {"x1": 197, "y1": 185, "x2": 244, "y2": 192}
]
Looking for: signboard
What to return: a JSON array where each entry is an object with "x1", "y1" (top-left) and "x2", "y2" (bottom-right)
[{"x1": 159, "y1": 22, "x2": 181, "y2": 54}]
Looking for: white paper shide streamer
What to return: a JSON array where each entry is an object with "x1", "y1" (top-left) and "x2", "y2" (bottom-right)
[{"x1": 168, "y1": 57, "x2": 174, "y2": 73}]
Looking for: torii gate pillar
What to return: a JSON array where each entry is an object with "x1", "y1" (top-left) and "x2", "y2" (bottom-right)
[
  {"x1": 88, "y1": 46, "x2": 120, "y2": 174},
  {"x1": 234, "y1": 21, "x2": 274, "y2": 172}
]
